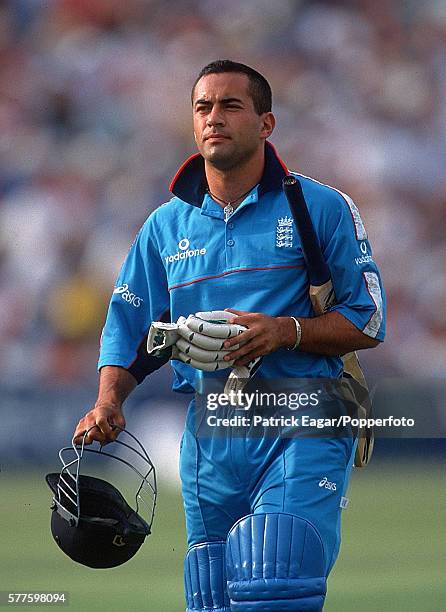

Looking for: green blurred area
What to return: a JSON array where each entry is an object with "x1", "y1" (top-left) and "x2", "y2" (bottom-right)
[{"x1": 0, "y1": 461, "x2": 445, "y2": 611}]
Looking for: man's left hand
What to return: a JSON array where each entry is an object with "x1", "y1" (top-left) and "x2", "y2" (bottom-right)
[{"x1": 223, "y1": 309, "x2": 297, "y2": 367}]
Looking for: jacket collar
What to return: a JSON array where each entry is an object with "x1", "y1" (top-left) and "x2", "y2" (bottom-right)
[{"x1": 169, "y1": 141, "x2": 289, "y2": 206}]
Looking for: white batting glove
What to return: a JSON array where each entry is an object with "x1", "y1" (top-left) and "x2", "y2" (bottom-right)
[
  {"x1": 175, "y1": 311, "x2": 245, "y2": 371},
  {"x1": 147, "y1": 311, "x2": 262, "y2": 399},
  {"x1": 177, "y1": 311, "x2": 262, "y2": 399}
]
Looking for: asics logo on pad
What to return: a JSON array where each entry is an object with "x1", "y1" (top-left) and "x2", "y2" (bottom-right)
[
  {"x1": 165, "y1": 238, "x2": 207, "y2": 265},
  {"x1": 318, "y1": 477, "x2": 337, "y2": 491},
  {"x1": 113, "y1": 284, "x2": 143, "y2": 308}
]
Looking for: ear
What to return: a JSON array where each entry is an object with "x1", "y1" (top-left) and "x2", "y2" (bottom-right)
[{"x1": 260, "y1": 112, "x2": 275, "y2": 139}]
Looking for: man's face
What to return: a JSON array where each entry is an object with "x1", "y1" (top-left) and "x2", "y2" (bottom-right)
[{"x1": 192, "y1": 72, "x2": 274, "y2": 171}]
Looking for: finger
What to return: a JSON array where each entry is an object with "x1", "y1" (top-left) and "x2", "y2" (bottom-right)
[
  {"x1": 73, "y1": 429, "x2": 90, "y2": 446},
  {"x1": 225, "y1": 315, "x2": 258, "y2": 328},
  {"x1": 84, "y1": 424, "x2": 108, "y2": 445},
  {"x1": 224, "y1": 339, "x2": 259, "y2": 362},
  {"x1": 73, "y1": 425, "x2": 100, "y2": 446},
  {"x1": 74, "y1": 420, "x2": 124, "y2": 446},
  {"x1": 73, "y1": 419, "x2": 92, "y2": 445},
  {"x1": 73, "y1": 421, "x2": 86, "y2": 439},
  {"x1": 94, "y1": 415, "x2": 126, "y2": 445},
  {"x1": 233, "y1": 351, "x2": 261, "y2": 367},
  {"x1": 112, "y1": 414, "x2": 126, "y2": 430},
  {"x1": 106, "y1": 416, "x2": 126, "y2": 442},
  {"x1": 96, "y1": 415, "x2": 114, "y2": 435},
  {"x1": 224, "y1": 328, "x2": 255, "y2": 349},
  {"x1": 176, "y1": 338, "x2": 235, "y2": 362},
  {"x1": 225, "y1": 334, "x2": 265, "y2": 361},
  {"x1": 224, "y1": 308, "x2": 250, "y2": 316}
]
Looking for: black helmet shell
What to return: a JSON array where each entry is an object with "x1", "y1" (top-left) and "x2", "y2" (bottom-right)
[{"x1": 46, "y1": 470, "x2": 151, "y2": 568}]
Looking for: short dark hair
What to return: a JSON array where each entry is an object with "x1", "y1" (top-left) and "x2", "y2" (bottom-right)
[{"x1": 191, "y1": 60, "x2": 272, "y2": 115}]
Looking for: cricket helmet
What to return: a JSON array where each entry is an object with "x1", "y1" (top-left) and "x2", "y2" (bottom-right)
[{"x1": 46, "y1": 426, "x2": 157, "y2": 569}]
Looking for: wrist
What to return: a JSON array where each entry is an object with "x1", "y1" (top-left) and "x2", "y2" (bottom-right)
[
  {"x1": 94, "y1": 399, "x2": 123, "y2": 412},
  {"x1": 278, "y1": 316, "x2": 302, "y2": 350}
]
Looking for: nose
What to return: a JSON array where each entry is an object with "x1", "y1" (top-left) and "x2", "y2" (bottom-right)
[{"x1": 206, "y1": 105, "x2": 225, "y2": 127}]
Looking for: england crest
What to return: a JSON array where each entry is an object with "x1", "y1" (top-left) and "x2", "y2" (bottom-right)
[{"x1": 276, "y1": 216, "x2": 293, "y2": 248}]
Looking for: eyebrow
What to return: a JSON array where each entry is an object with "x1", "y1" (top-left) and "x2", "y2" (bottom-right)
[{"x1": 194, "y1": 97, "x2": 244, "y2": 107}]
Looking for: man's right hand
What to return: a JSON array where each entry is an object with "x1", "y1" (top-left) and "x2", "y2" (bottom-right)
[{"x1": 73, "y1": 403, "x2": 126, "y2": 446}]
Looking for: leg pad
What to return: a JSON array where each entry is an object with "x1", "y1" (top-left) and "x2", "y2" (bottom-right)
[
  {"x1": 226, "y1": 513, "x2": 326, "y2": 611},
  {"x1": 184, "y1": 541, "x2": 231, "y2": 611}
]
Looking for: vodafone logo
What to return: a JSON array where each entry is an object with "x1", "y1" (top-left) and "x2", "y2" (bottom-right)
[
  {"x1": 165, "y1": 238, "x2": 207, "y2": 265},
  {"x1": 355, "y1": 242, "x2": 373, "y2": 266}
]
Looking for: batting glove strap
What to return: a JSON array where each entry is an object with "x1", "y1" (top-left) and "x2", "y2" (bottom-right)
[
  {"x1": 223, "y1": 358, "x2": 263, "y2": 402},
  {"x1": 146, "y1": 321, "x2": 180, "y2": 357}
]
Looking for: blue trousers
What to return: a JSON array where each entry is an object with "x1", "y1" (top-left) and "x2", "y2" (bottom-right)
[{"x1": 180, "y1": 399, "x2": 356, "y2": 576}]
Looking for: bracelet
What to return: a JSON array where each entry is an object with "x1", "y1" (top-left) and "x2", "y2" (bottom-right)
[{"x1": 288, "y1": 317, "x2": 302, "y2": 350}]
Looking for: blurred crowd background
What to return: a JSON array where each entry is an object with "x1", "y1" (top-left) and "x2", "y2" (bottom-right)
[{"x1": 1, "y1": 0, "x2": 446, "y2": 392}]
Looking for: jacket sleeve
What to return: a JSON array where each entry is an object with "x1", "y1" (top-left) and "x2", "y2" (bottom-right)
[
  {"x1": 98, "y1": 216, "x2": 171, "y2": 383},
  {"x1": 317, "y1": 188, "x2": 386, "y2": 341}
]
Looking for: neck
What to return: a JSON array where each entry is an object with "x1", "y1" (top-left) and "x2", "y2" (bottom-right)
[{"x1": 204, "y1": 146, "x2": 265, "y2": 207}]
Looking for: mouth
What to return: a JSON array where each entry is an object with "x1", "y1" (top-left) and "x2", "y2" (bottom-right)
[{"x1": 205, "y1": 134, "x2": 230, "y2": 142}]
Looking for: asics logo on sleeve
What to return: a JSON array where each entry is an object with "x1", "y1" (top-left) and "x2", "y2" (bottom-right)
[
  {"x1": 113, "y1": 284, "x2": 143, "y2": 308},
  {"x1": 165, "y1": 238, "x2": 207, "y2": 265}
]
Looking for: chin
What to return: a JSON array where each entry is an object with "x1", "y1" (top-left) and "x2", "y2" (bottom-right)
[{"x1": 204, "y1": 149, "x2": 236, "y2": 170}]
